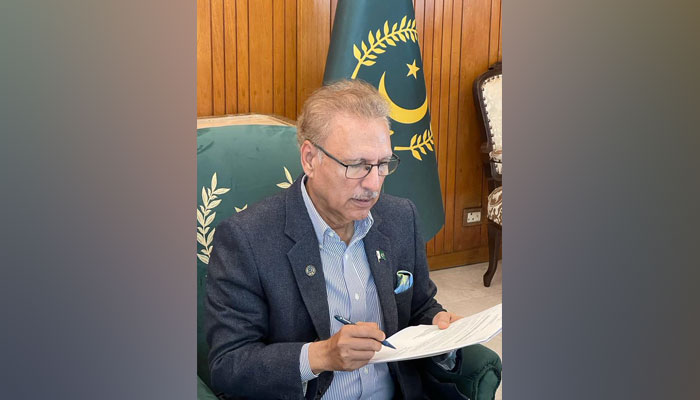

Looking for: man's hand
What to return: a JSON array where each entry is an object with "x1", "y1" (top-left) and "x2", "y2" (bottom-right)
[
  {"x1": 432, "y1": 311, "x2": 462, "y2": 329},
  {"x1": 308, "y1": 322, "x2": 385, "y2": 374}
]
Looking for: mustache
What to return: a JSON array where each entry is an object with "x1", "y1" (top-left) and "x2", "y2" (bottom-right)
[{"x1": 352, "y1": 191, "x2": 379, "y2": 201}]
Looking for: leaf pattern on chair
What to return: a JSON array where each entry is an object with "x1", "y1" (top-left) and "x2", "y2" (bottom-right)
[
  {"x1": 198, "y1": 165, "x2": 295, "y2": 264},
  {"x1": 276, "y1": 167, "x2": 294, "y2": 189},
  {"x1": 197, "y1": 173, "x2": 231, "y2": 264}
]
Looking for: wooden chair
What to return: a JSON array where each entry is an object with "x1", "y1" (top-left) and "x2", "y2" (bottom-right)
[{"x1": 474, "y1": 62, "x2": 502, "y2": 287}]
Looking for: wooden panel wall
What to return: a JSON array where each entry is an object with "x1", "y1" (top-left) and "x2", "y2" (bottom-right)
[{"x1": 197, "y1": 0, "x2": 502, "y2": 269}]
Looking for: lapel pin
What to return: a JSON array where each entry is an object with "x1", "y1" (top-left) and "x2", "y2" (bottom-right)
[
  {"x1": 376, "y1": 250, "x2": 386, "y2": 262},
  {"x1": 305, "y1": 265, "x2": 316, "y2": 277}
]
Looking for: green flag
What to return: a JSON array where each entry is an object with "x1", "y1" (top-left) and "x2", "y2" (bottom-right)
[{"x1": 324, "y1": 0, "x2": 444, "y2": 241}]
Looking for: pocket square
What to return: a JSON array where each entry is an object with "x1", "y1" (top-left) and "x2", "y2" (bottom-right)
[{"x1": 394, "y1": 270, "x2": 413, "y2": 294}]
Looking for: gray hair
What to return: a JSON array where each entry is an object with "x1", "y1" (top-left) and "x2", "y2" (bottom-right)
[{"x1": 296, "y1": 79, "x2": 390, "y2": 147}]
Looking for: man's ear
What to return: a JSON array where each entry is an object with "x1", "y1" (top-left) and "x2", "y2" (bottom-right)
[{"x1": 300, "y1": 140, "x2": 316, "y2": 178}]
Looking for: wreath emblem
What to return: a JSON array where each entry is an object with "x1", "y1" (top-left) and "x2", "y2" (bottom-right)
[{"x1": 349, "y1": 16, "x2": 433, "y2": 162}]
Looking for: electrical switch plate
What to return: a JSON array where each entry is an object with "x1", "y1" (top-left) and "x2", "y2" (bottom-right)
[{"x1": 462, "y1": 208, "x2": 482, "y2": 226}]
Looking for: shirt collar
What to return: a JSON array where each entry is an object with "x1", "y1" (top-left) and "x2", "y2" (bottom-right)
[{"x1": 300, "y1": 175, "x2": 373, "y2": 247}]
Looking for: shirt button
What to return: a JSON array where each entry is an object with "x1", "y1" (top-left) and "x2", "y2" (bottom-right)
[
  {"x1": 354, "y1": 293, "x2": 360, "y2": 300},
  {"x1": 344, "y1": 254, "x2": 349, "y2": 260}
]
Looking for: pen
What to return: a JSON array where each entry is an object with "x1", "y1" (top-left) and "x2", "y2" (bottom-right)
[{"x1": 334, "y1": 315, "x2": 396, "y2": 349}]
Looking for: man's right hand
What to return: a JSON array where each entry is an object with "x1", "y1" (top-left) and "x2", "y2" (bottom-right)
[{"x1": 308, "y1": 321, "x2": 385, "y2": 374}]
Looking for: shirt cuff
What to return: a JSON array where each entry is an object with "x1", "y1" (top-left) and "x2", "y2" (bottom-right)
[
  {"x1": 432, "y1": 349, "x2": 458, "y2": 371},
  {"x1": 299, "y1": 342, "x2": 320, "y2": 382}
]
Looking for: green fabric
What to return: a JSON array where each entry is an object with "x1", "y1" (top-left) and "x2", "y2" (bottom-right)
[
  {"x1": 196, "y1": 124, "x2": 303, "y2": 388},
  {"x1": 424, "y1": 344, "x2": 502, "y2": 399},
  {"x1": 324, "y1": 0, "x2": 445, "y2": 240},
  {"x1": 197, "y1": 376, "x2": 218, "y2": 400}
]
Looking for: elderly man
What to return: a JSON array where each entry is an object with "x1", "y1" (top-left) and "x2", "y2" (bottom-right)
[{"x1": 206, "y1": 80, "x2": 462, "y2": 399}]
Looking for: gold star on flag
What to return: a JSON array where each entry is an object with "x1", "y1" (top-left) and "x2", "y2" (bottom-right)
[{"x1": 406, "y1": 59, "x2": 420, "y2": 79}]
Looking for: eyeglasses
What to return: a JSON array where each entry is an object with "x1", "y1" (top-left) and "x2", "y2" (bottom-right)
[{"x1": 312, "y1": 143, "x2": 400, "y2": 179}]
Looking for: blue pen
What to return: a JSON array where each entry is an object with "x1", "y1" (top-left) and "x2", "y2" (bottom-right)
[{"x1": 334, "y1": 315, "x2": 397, "y2": 349}]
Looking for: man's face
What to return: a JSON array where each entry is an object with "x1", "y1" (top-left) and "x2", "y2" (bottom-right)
[{"x1": 305, "y1": 114, "x2": 392, "y2": 229}]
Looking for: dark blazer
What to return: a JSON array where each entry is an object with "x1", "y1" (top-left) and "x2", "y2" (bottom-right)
[{"x1": 206, "y1": 177, "x2": 445, "y2": 400}]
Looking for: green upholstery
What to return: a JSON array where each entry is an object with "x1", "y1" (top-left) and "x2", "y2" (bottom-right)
[
  {"x1": 197, "y1": 124, "x2": 303, "y2": 389},
  {"x1": 196, "y1": 124, "x2": 502, "y2": 399},
  {"x1": 424, "y1": 345, "x2": 502, "y2": 399}
]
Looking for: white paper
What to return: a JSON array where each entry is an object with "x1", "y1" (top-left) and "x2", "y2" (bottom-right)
[{"x1": 370, "y1": 303, "x2": 502, "y2": 364}]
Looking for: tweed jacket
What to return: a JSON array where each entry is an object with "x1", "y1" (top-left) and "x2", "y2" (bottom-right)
[{"x1": 205, "y1": 177, "x2": 445, "y2": 399}]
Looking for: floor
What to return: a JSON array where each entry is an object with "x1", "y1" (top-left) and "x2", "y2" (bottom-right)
[{"x1": 430, "y1": 261, "x2": 503, "y2": 400}]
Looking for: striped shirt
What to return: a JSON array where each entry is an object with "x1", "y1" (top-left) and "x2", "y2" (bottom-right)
[{"x1": 299, "y1": 177, "x2": 394, "y2": 399}]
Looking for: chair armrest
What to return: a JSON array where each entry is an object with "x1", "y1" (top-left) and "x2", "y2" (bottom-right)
[
  {"x1": 197, "y1": 376, "x2": 218, "y2": 400},
  {"x1": 489, "y1": 149, "x2": 502, "y2": 179},
  {"x1": 423, "y1": 344, "x2": 502, "y2": 399}
]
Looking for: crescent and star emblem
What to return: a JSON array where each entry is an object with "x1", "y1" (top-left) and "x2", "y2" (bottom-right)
[
  {"x1": 378, "y1": 71, "x2": 428, "y2": 125},
  {"x1": 346, "y1": 16, "x2": 434, "y2": 161}
]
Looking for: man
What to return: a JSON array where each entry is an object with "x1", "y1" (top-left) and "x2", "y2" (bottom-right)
[{"x1": 206, "y1": 80, "x2": 461, "y2": 399}]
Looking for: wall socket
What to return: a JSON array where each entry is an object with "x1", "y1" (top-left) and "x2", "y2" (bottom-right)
[{"x1": 462, "y1": 208, "x2": 482, "y2": 226}]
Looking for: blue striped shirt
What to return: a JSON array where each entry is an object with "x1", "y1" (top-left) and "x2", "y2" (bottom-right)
[{"x1": 299, "y1": 177, "x2": 394, "y2": 399}]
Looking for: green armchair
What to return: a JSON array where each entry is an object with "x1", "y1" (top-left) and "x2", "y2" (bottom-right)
[{"x1": 196, "y1": 122, "x2": 501, "y2": 399}]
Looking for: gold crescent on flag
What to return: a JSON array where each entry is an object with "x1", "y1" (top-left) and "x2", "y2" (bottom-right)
[{"x1": 378, "y1": 72, "x2": 428, "y2": 125}]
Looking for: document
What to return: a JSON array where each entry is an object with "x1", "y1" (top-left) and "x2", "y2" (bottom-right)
[{"x1": 370, "y1": 303, "x2": 502, "y2": 364}]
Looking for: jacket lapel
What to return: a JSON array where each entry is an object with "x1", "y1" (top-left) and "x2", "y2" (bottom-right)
[
  {"x1": 284, "y1": 178, "x2": 332, "y2": 340},
  {"x1": 364, "y1": 214, "x2": 399, "y2": 337}
]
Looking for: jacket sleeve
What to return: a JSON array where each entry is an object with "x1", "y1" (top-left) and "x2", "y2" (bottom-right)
[
  {"x1": 405, "y1": 199, "x2": 446, "y2": 326},
  {"x1": 205, "y1": 218, "x2": 305, "y2": 400}
]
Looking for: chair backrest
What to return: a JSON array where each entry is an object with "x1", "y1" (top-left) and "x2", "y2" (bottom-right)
[
  {"x1": 196, "y1": 124, "x2": 302, "y2": 387},
  {"x1": 474, "y1": 63, "x2": 503, "y2": 181},
  {"x1": 474, "y1": 62, "x2": 502, "y2": 153}
]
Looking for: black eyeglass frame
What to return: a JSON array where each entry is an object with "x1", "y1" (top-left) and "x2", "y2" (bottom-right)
[{"x1": 312, "y1": 142, "x2": 401, "y2": 179}]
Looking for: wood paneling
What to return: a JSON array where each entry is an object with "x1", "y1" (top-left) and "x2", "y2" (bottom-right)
[
  {"x1": 197, "y1": 0, "x2": 502, "y2": 270},
  {"x1": 235, "y1": 0, "x2": 250, "y2": 113},
  {"x1": 452, "y1": 0, "x2": 491, "y2": 255},
  {"x1": 284, "y1": 0, "x2": 297, "y2": 119},
  {"x1": 488, "y1": 0, "x2": 502, "y2": 66},
  {"x1": 296, "y1": 0, "x2": 331, "y2": 116},
  {"x1": 212, "y1": 0, "x2": 226, "y2": 115},
  {"x1": 249, "y1": 0, "x2": 274, "y2": 113},
  {"x1": 196, "y1": 0, "x2": 212, "y2": 116},
  {"x1": 224, "y1": 0, "x2": 237, "y2": 113},
  {"x1": 273, "y1": 0, "x2": 286, "y2": 115}
]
